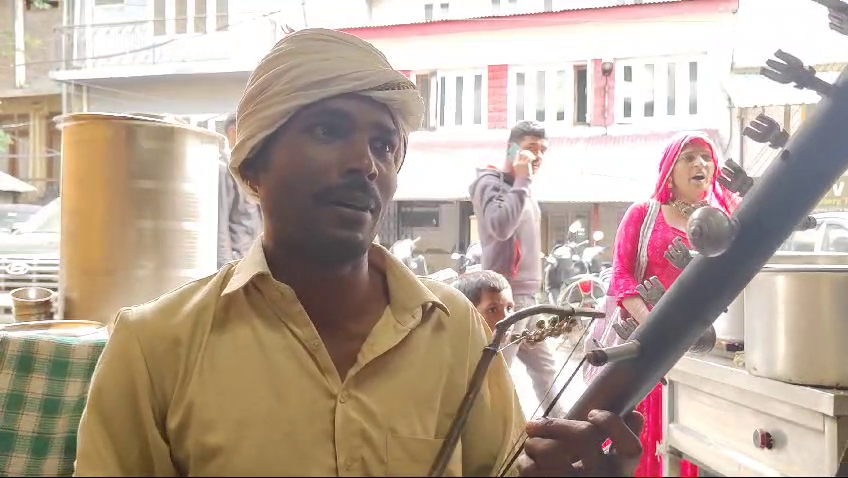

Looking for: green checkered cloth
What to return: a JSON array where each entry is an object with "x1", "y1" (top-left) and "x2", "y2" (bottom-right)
[{"x1": 0, "y1": 332, "x2": 107, "y2": 477}]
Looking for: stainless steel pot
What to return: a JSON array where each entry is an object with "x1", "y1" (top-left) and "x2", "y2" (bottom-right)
[
  {"x1": 713, "y1": 292, "x2": 744, "y2": 345},
  {"x1": 744, "y1": 252, "x2": 848, "y2": 388}
]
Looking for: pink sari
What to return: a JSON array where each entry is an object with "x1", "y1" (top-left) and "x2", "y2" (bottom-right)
[{"x1": 610, "y1": 132, "x2": 740, "y2": 477}]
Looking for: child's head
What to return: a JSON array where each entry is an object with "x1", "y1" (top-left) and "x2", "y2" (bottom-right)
[{"x1": 451, "y1": 270, "x2": 514, "y2": 331}]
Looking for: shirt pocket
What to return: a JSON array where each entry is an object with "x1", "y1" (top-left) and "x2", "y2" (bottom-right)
[{"x1": 386, "y1": 434, "x2": 463, "y2": 477}]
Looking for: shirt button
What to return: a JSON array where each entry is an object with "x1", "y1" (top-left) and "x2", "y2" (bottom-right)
[
  {"x1": 310, "y1": 340, "x2": 320, "y2": 349},
  {"x1": 344, "y1": 458, "x2": 355, "y2": 470},
  {"x1": 339, "y1": 391, "x2": 349, "y2": 403}
]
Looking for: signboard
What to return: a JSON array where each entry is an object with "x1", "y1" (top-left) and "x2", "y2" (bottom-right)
[{"x1": 815, "y1": 173, "x2": 848, "y2": 212}]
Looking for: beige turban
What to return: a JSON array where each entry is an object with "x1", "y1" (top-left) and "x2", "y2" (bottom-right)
[{"x1": 229, "y1": 28, "x2": 425, "y2": 201}]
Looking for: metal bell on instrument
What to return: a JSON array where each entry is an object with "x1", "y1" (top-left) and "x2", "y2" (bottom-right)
[{"x1": 686, "y1": 206, "x2": 738, "y2": 257}]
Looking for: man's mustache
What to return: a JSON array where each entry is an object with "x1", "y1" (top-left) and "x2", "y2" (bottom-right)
[{"x1": 315, "y1": 176, "x2": 382, "y2": 211}]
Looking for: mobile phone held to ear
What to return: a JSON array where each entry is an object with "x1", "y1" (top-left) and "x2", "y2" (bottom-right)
[{"x1": 507, "y1": 142, "x2": 521, "y2": 161}]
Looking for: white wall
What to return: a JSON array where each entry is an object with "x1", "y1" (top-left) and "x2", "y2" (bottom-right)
[
  {"x1": 733, "y1": 0, "x2": 848, "y2": 68},
  {"x1": 304, "y1": 0, "x2": 370, "y2": 28},
  {"x1": 79, "y1": 73, "x2": 247, "y2": 115}
]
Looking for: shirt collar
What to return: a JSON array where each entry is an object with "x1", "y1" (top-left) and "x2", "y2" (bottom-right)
[{"x1": 222, "y1": 237, "x2": 450, "y2": 325}]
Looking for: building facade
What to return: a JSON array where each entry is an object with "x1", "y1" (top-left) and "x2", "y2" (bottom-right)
[
  {"x1": 49, "y1": 0, "x2": 739, "y2": 270},
  {"x1": 726, "y1": 0, "x2": 847, "y2": 212},
  {"x1": 1, "y1": 0, "x2": 64, "y2": 203},
  {"x1": 342, "y1": 0, "x2": 739, "y2": 268}
]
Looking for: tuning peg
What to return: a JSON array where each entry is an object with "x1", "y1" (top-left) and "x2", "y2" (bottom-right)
[
  {"x1": 718, "y1": 158, "x2": 757, "y2": 196},
  {"x1": 828, "y1": 8, "x2": 848, "y2": 36},
  {"x1": 613, "y1": 317, "x2": 640, "y2": 340},
  {"x1": 743, "y1": 114, "x2": 789, "y2": 149},
  {"x1": 637, "y1": 277, "x2": 666, "y2": 307},
  {"x1": 665, "y1": 236, "x2": 694, "y2": 270},
  {"x1": 761, "y1": 50, "x2": 835, "y2": 97}
]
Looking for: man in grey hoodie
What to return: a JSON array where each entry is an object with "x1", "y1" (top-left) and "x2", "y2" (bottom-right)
[{"x1": 469, "y1": 120, "x2": 563, "y2": 416}]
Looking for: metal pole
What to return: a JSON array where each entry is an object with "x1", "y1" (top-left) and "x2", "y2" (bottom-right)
[{"x1": 567, "y1": 64, "x2": 848, "y2": 421}]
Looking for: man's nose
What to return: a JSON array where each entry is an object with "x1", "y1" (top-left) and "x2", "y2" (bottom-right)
[{"x1": 344, "y1": 135, "x2": 378, "y2": 179}]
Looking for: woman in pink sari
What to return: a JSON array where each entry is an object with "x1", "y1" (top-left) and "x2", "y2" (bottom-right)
[{"x1": 610, "y1": 131, "x2": 740, "y2": 477}]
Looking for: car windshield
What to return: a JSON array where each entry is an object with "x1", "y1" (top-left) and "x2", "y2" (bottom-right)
[
  {"x1": 15, "y1": 199, "x2": 60, "y2": 234},
  {"x1": 0, "y1": 205, "x2": 39, "y2": 233}
]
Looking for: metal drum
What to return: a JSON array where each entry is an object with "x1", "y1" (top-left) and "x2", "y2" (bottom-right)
[{"x1": 56, "y1": 113, "x2": 223, "y2": 324}]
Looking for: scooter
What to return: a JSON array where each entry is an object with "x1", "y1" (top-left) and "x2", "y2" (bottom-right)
[
  {"x1": 390, "y1": 237, "x2": 461, "y2": 284},
  {"x1": 389, "y1": 238, "x2": 429, "y2": 276},
  {"x1": 544, "y1": 226, "x2": 609, "y2": 299},
  {"x1": 450, "y1": 241, "x2": 483, "y2": 275},
  {"x1": 580, "y1": 231, "x2": 608, "y2": 274}
]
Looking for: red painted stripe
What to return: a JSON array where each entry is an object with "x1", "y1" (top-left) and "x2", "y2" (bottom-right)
[{"x1": 339, "y1": 0, "x2": 738, "y2": 40}]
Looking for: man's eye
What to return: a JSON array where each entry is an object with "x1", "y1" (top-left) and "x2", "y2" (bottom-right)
[
  {"x1": 309, "y1": 123, "x2": 345, "y2": 141},
  {"x1": 372, "y1": 138, "x2": 397, "y2": 156},
  {"x1": 487, "y1": 307, "x2": 498, "y2": 315}
]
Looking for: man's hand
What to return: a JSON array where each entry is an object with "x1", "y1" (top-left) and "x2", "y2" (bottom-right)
[
  {"x1": 516, "y1": 410, "x2": 644, "y2": 477},
  {"x1": 513, "y1": 150, "x2": 535, "y2": 180}
]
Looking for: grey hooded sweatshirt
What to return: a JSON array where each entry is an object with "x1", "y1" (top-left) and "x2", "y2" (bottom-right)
[{"x1": 469, "y1": 167, "x2": 542, "y2": 296}]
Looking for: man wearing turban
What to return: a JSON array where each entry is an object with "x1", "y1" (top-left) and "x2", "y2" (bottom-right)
[{"x1": 74, "y1": 29, "x2": 643, "y2": 477}]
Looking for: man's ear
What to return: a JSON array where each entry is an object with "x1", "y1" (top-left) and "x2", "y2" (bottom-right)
[{"x1": 238, "y1": 163, "x2": 261, "y2": 196}]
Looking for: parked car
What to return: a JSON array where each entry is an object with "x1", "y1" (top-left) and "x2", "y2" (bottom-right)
[
  {"x1": 0, "y1": 199, "x2": 60, "y2": 323},
  {"x1": 778, "y1": 211, "x2": 848, "y2": 253},
  {"x1": 0, "y1": 204, "x2": 41, "y2": 234}
]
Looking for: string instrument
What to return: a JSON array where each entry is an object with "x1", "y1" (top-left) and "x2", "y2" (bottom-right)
[
  {"x1": 428, "y1": 304, "x2": 605, "y2": 477},
  {"x1": 430, "y1": 5, "x2": 848, "y2": 475}
]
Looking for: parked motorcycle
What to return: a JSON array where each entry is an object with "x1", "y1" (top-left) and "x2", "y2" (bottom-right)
[
  {"x1": 543, "y1": 222, "x2": 607, "y2": 304},
  {"x1": 580, "y1": 230, "x2": 608, "y2": 275},
  {"x1": 450, "y1": 241, "x2": 482, "y2": 275},
  {"x1": 390, "y1": 238, "x2": 429, "y2": 276},
  {"x1": 390, "y1": 237, "x2": 460, "y2": 284}
]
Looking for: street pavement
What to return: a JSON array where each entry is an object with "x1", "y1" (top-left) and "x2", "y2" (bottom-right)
[{"x1": 509, "y1": 340, "x2": 588, "y2": 420}]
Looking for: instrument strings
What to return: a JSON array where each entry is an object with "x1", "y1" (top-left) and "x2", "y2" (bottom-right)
[{"x1": 494, "y1": 318, "x2": 595, "y2": 477}]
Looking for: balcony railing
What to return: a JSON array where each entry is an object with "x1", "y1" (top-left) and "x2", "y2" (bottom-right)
[{"x1": 54, "y1": 12, "x2": 290, "y2": 72}]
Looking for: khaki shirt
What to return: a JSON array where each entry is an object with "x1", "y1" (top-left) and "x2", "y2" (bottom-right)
[{"x1": 74, "y1": 240, "x2": 526, "y2": 477}]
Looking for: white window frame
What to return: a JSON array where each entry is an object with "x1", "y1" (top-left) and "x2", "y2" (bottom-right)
[
  {"x1": 506, "y1": 63, "x2": 593, "y2": 128},
  {"x1": 493, "y1": 0, "x2": 522, "y2": 15},
  {"x1": 433, "y1": 69, "x2": 488, "y2": 129},
  {"x1": 150, "y1": 0, "x2": 226, "y2": 37},
  {"x1": 615, "y1": 55, "x2": 705, "y2": 124},
  {"x1": 424, "y1": 1, "x2": 450, "y2": 21},
  {"x1": 409, "y1": 71, "x2": 438, "y2": 130}
]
